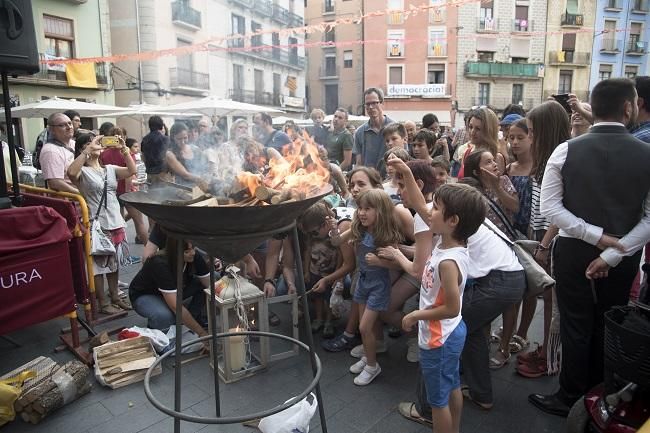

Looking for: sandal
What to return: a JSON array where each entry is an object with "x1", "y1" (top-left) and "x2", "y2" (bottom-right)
[
  {"x1": 100, "y1": 304, "x2": 123, "y2": 315},
  {"x1": 509, "y1": 335, "x2": 529, "y2": 353},
  {"x1": 112, "y1": 298, "x2": 132, "y2": 310},
  {"x1": 516, "y1": 357, "x2": 549, "y2": 378},
  {"x1": 489, "y1": 348, "x2": 511, "y2": 369},
  {"x1": 397, "y1": 402, "x2": 432, "y2": 427},
  {"x1": 461, "y1": 385, "x2": 493, "y2": 410},
  {"x1": 489, "y1": 326, "x2": 503, "y2": 344},
  {"x1": 517, "y1": 344, "x2": 543, "y2": 364}
]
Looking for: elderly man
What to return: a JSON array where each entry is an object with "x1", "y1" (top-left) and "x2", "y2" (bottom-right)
[
  {"x1": 39, "y1": 112, "x2": 78, "y2": 193},
  {"x1": 354, "y1": 87, "x2": 394, "y2": 174},
  {"x1": 326, "y1": 108, "x2": 354, "y2": 170},
  {"x1": 253, "y1": 112, "x2": 292, "y2": 152},
  {"x1": 404, "y1": 120, "x2": 417, "y2": 153}
]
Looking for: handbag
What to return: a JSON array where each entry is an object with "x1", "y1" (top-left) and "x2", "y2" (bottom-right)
[
  {"x1": 483, "y1": 222, "x2": 555, "y2": 297},
  {"x1": 90, "y1": 170, "x2": 116, "y2": 256}
]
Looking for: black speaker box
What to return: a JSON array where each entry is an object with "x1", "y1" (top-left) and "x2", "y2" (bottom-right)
[{"x1": 0, "y1": 0, "x2": 39, "y2": 76}]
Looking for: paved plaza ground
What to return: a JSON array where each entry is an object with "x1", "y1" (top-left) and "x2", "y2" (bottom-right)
[{"x1": 1, "y1": 222, "x2": 567, "y2": 433}]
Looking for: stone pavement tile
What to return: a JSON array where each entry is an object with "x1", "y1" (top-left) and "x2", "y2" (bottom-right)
[
  {"x1": 307, "y1": 393, "x2": 347, "y2": 430},
  {"x1": 136, "y1": 408, "x2": 207, "y2": 433},
  {"x1": 86, "y1": 400, "x2": 168, "y2": 433},
  {"x1": 365, "y1": 410, "x2": 428, "y2": 433},
  {"x1": 309, "y1": 414, "x2": 364, "y2": 433},
  {"x1": 5, "y1": 401, "x2": 113, "y2": 433}
]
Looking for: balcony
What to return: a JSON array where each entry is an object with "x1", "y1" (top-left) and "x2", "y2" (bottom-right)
[
  {"x1": 605, "y1": 0, "x2": 622, "y2": 10},
  {"x1": 319, "y1": 65, "x2": 339, "y2": 79},
  {"x1": 272, "y1": 3, "x2": 290, "y2": 25},
  {"x1": 477, "y1": 17, "x2": 499, "y2": 32},
  {"x1": 464, "y1": 61, "x2": 542, "y2": 79},
  {"x1": 227, "y1": 39, "x2": 305, "y2": 70},
  {"x1": 427, "y1": 41, "x2": 448, "y2": 57},
  {"x1": 171, "y1": 1, "x2": 201, "y2": 30},
  {"x1": 548, "y1": 51, "x2": 590, "y2": 66},
  {"x1": 600, "y1": 38, "x2": 622, "y2": 53},
  {"x1": 631, "y1": 0, "x2": 649, "y2": 12},
  {"x1": 429, "y1": 7, "x2": 446, "y2": 24},
  {"x1": 474, "y1": 97, "x2": 536, "y2": 110},
  {"x1": 288, "y1": 12, "x2": 303, "y2": 27},
  {"x1": 561, "y1": 13, "x2": 584, "y2": 26},
  {"x1": 627, "y1": 39, "x2": 648, "y2": 54},
  {"x1": 512, "y1": 19, "x2": 534, "y2": 32},
  {"x1": 229, "y1": 0, "x2": 254, "y2": 7},
  {"x1": 254, "y1": 0, "x2": 272, "y2": 17},
  {"x1": 229, "y1": 88, "x2": 280, "y2": 106},
  {"x1": 323, "y1": 1, "x2": 335, "y2": 14},
  {"x1": 169, "y1": 67, "x2": 209, "y2": 91},
  {"x1": 13, "y1": 53, "x2": 108, "y2": 89}
]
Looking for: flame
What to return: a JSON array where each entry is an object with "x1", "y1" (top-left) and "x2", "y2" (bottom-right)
[{"x1": 237, "y1": 172, "x2": 262, "y2": 196}]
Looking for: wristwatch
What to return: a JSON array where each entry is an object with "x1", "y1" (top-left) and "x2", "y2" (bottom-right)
[{"x1": 264, "y1": 278, "x2": 276, "y2": 288}]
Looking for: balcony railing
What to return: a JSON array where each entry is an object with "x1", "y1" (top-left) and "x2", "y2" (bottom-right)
[
  {"x1": 465, "y1": 61, "x2": 541, "y2": 79},
  {"x1": 229, "y1": 0, "x2": 254, "y2": 7},
  {"x1": 29, "y1": 53, "x2": 107, "y2": 87},
  {"x1": 171, "y1": 1, "x2": 201, "y2": 29},
  {"x1": 229, "y1": 88, "x2": 280, "y2": 106},
  {"x1": 227, "y1": 38, "x2": 305, "y2": 69},
  {"x1": 627, "y1": 39, "x2": 648, "y2": 54},
  {"x1": 601, "y1": 38, "x2": 622, "y2": 52},
  {"x1": 512, "y1": 19, "x2": 534, "y2": 32},
  {"x1": 319, "y1": 65, "x2": 339, "y2": 78},
  {"x1": 272, "y1": 3, "x2": 290, "y2": 25},
  {"x1": 169, "y1": 67, "x2": 209, "y2": 90},
  {"x1": 254, "y1": 0, "x2": 272, "y2": 16},
  {"x1": 605, "y1": 0, "x2": 622, "y2": 9},
  {"x1": 631, "y1": 0, "x2": 648, "y2": 12},
  {"x1": 561, "y1": 13, "x2": 584, "y2": 26},
  {"x1": 548, "y1": 51, "x2": 591, "y2": 65},
  {"x1": 428, "y1": 42, "x2": 448, "y2": 57},
  {"x1": 477, "y1": 17, "x2": 499, "y2": 32},
  {"x1": 288, "y1": 12, "x2": 303, "y2": 27},
  {"x1": 323, "y1": 1, "x2": 335, "y2": 13}
]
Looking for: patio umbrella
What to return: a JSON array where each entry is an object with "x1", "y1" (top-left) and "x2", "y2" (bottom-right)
[
  {"x1": 271, "y1": 116, "x2": 313, "y2": 126},
  {"x1": 9, "y1": 97, "x2": 129, "y2": 118},
  {"x1": 324, "y1": 113, "x2": 369, "y2": 125},
  {"x1": 157, "y1": 96, "x2": 283, "y2": 117},
  {"x1": 90, "y1": 103, "x2": 203, "y2": 120}
]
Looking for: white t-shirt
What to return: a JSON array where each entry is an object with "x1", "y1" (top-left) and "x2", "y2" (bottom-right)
[
  {"x1": 467, "y1": 219, "x2": 523, "y2": 278},
  {"x1": 414, "y1": 202, "x2": 434, "y2": 234},
  {"x1": 419, "y1": 241, "x2": 468, "y2": 349}
]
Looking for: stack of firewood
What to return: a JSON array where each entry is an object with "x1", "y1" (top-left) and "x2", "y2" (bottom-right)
[
  {"x1": 93, "y1": 336, "x2": 161, "y2": 389},
  {"x1": 1, "y1": 356, "x2": 91, "y2": 424}
]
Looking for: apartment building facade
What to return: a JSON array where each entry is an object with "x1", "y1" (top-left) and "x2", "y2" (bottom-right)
[
  {"x1": 455, "y1": 0, "x2": 547, "y2": 115},
  {"x1": 304, "y1": 0, "x2": 364, "y2": 116},
  {"x1": 589, "y1": 0, "x2": 649, "y2": 89},
  {"x1": 362, "y1": 0, "x2": 458, "y2": 125},
  {"x1": 110, "y1": 0, "x2": 306, "y2": 136},
  {"x1": 543, "y1": 0, "x2": 596, "y2": 102},
  {"x1": 6, "y1": 0, "x2": 114, "y2": 150}
]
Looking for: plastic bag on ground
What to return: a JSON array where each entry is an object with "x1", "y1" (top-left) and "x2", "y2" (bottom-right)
[
  {"x1": 258, "y1": 393, "x2": 318, "y2": 433},
  {"x1": 164, "y1": 325, "x2": 203, "y2": 355},
  {"x1": 124, "y1": 326, "x2": 170, "y2": 353}
]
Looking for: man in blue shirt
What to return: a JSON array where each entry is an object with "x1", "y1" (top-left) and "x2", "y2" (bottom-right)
[
  {"x1": 253, "y1": 112, "x2": 292, "y2": 152},
  {"x1": 353, "y1": 88, "x2": 394, "y2": 174},
  {"x1": 632, "y1": 76, "x2": 650, "y2": 143}
]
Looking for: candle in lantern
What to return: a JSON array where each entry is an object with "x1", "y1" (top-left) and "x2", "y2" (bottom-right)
[{"x1": 228, "y1": 327, "x2": 246, "y2": 372}]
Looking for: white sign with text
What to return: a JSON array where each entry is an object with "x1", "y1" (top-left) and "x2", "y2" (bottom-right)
[{"x1": 387, "y1": 84, "x2": 448, "y2": 97}]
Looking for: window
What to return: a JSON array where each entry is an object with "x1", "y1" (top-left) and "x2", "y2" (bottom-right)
[
  {"x1": 629, "y1": 23, "x2": 643, "y2": 51},
  {"x1": 427, "y1": 64, "x2": 445, "y2": 84},
  {"x1": 325, "y1": 84, "x2": 339, "y2": 114},
  {"x1": 515, "y1": 6, "x2": 529, "y2": 31},
  {"x1": 177, "y1": 39, "x2": 192, "y2": 72},
  {"x1": 562, "y1": 33, "x2": 576, "y2": 62},
  {"x1": 272, "y1": 32, "x2": 280, "y2": 59},
  {"x1": 43, "y1": 15, "x2": 74, "y2": 58},
  {"x1": 602, "y1": 20, "x2": 617, "y2": 51},
  {"x1": 343, "y1": 50, "x2": 353, "y2": 68},
  {"x1": 479, "y1": 1, "x2": 495, "y2": 30},
  {"x1": 231, "y1": 14, "x2": 245, "y2": 47},
  {"x1": 233, "y1": 64, "x2": 244, "y2": 91},
  {"x1": 273, "y1": 73, "x2": 281, "y2": 103},
  {"x1": 289, "y1": 37, "x2": 298, "y2": 65},
  {"x1": 387, "y1": 0, "x2": 404, "y2": 24},
  {"x1": 430, "y1": 0, "x2": 446, "y2": 23},
  {"x1": 387, "y1": 30, "x2": 404, "y2": 57},
  {"x1": 477, "y1": 51, "x2": 494, "y2": 61},
  {"x1": 324, "y1": 55, "x2": 337, "y2": 76},
  {"x1": 512, "y1": 84, "x2": 524, "y2": 105},
  {"x1": 511, "y1": 57, "x2": 528, "y2": 63},
  {"x1": 324, "y1": 28, "x2": 335, "y2": 43},
  {"x1": 324, "y1": 0, "x2": 334, "y2": 13},
  {"x1": 428, "y1": 27, "x2": 446, "y2": 56},
  {"x1": 388, "y1": 66, "x2": 403, "y2": 84},
  {"x1": 478, "y1": 83, "x2": 490, "y2": 106},
  {"x1": 254, "y1": 69, "x2": 264, "y2": 96},
  {"x1": 625, "y1": 65, "x2": 638, "y2": 79},
  {"x1": 559, "y1": 70, "x2": 573, "y2": 94},
  {"x1": 598, "y1": 64, "x2": 613, "y2": 81},
  {"x1": 251, "y1": 21, "x2": 262, "y2": 47}
]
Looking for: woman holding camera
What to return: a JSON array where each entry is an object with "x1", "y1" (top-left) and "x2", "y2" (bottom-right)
[{"x1": 68, "y1": 133, "x2": 136, "y2": 314}]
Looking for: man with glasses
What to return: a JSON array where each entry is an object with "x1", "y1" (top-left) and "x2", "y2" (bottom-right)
[
  {"x1": 39, "y1": 112, "x2": 78, "y2": 193},
  {"x1": 354, "y1": 87, "x2": 394, "y2": 175},
  {"x1": 326, "y1": 108, "x2": 353, "y2": 170}
]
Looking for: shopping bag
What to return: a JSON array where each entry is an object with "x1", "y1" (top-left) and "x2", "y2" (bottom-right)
[
  {"x1": 90, "y1": 219, "x2": 115, "y2": 256},
  {"x1": 0, "y1": 371, "x2": 35, "y2": 426},
  {"x1": 258, "y1": 393, "x2": 318, "y2": 433}
]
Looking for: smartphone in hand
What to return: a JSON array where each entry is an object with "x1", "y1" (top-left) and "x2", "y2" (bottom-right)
[
  {"x1": 100, "y1": 136, "x2": 120, "y2": 148},
  {"x1": 552, "y1": 94, "x2": 572, "y2": 114}
]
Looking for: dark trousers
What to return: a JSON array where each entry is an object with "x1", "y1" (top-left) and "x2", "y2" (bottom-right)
[{"x1": 553, "y1": 237, "x2": 641, "y2": 404}]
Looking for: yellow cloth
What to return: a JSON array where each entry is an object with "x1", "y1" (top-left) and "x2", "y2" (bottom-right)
[
  {"x1": 66, "y1": 63, "x2": 98, "y2": 88},
  {"x1": 0, "y1": 370, "x2": 35, "y2": 426},
  {"x1": 558, "y1": 51, "x2": 566, "y2": 62}
]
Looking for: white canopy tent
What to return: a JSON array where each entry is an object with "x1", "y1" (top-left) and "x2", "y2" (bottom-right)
[
  {"x1": 157, "y1": 96, "x2": 283, "y2": 117},
  {"x1": 9, "y1": 97, "x2": 129, "y2": 118}
]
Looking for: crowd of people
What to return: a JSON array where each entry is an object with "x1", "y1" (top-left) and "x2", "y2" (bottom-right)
[{"x1": 32, "y1": 76, "x2": 650, "y2": 432}]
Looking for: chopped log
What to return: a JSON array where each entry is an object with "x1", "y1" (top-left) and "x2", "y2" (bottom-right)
[
  {"x1": 16, "y1": 365, "x2": 65, "y2": 409},
  {"x1": 188, "y1": 197, "x2": 219, "y2": 207},
  {"x1": 29, "y1": 361, "x2": 91, "y2": 420},
  {"x1": 191, "y1": 186, "x2": 204, "y2": 199},
  {"x1": 270, "y1": 188, "x2": 293, "y2": 205},
  {"x1": 88, "y1": 331, "x2": 110, "y2": 351},
  {"x1": 254, "y1": 186, "x2": 281, "y2": 202},
  {"x1": 93, "y1": 339, "x2": 151, "y2": 358}
]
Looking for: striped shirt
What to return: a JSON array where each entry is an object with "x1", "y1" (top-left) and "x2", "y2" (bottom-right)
[
  {"x1": 529, "y1": 179, "x2": 550, "y2": 233},
  {"x1": 632, "y1": 121, "x2": 650, "y2": 144},
  {"x1": 418, "y1": 242, "x2": 468, "y2": 349}
]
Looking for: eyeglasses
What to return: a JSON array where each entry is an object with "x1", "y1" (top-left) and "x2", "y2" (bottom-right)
[
  {"x1": 52, "y1": 122, "x2": 73, "y2": 128},
  {"x1": 365, "y1": 101, "x2": 381, "y2": 108}
]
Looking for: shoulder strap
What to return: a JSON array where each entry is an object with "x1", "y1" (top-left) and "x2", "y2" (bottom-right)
[
  {"x1": 483, "y1": 194, "x2": 520, "y2": 241},
  {"x1": 94, "y1": 169, "x2": 108, "y2": 221},
  {"x1": 482, "y1": 221, "x2": 514, "y2": 249}
]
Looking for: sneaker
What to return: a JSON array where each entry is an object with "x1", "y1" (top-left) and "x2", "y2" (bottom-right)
[
  {"x1": 350, "y1": 356, "x2": 367, "y2": 374},
  {"x1": 321, "y1": 333, "x2": 359, "y2": 352},
  {"x1": 350, "y1": 340, "x2": 387, "y2": 358},
  {"x1": 354, "y1": 364, "x2": 381, "y2": 386},
  {"x1": 406, "y1": 338, "x2": 419, "y2": 363},
  {"x1": 517, "y1": 344, "x2": 543, "y2": 364},
  {"x1": 311, "y1": 319, "x2": 324, "y2": 333},
  {"x1": 128, "y1": 255, "x2": 142, "y2": 265},
  {"x1": 516, "y1": 357, "x2": 549, "y2": 378},
  {"x1": 118, "y1": 280, "x2": 129, "y2": 289},
  {"x1": 322, "y1": 321, "x2": 335, "y2": 339},
  {"x1": 387, "y1": 325, "x2": 401, "y2": 338}
]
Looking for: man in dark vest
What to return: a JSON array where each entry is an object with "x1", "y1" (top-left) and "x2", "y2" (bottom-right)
[{"x1": 531, "y1": 78, "x2": 650, "y2": 416}]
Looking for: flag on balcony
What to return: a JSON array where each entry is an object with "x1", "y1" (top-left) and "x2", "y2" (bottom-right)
[
  {"x1": 285, "y1": 76, "x2": 297, "y2": 92},
  {"x1": 558, "y1": 51, "x2": 566, "y2": 62},
  {"x1": 66, "y1": 63, "x2": 98, "y2": 89}
]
